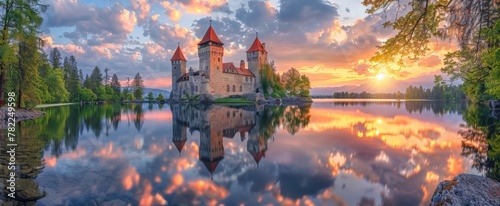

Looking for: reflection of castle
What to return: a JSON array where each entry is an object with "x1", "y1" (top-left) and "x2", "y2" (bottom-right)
[{"x1": 170, "y1": 105, "x2": 269, "y2": 178}]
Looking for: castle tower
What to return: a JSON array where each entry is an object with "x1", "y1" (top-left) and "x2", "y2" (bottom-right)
[
  {"x1": 246, "y1": 33, "x2": 268, "y2": 92},
  {"x1": 198, "y1": 20, "x2": 224, "y2": 81},
  {"x1": 170, "y1": 44, "x2": 187, "y2": 99},
  {"x1": 172, "y1": 120, "x2": 187, "y2": 155}
]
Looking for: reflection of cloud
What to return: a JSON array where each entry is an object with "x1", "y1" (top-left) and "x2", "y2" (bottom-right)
[
  {"x1": 122, "y1": 166, "x2": 140, "y2": 190},
  {"x1": 329, "y1": 152, "x2": 347, "y2": 175}
]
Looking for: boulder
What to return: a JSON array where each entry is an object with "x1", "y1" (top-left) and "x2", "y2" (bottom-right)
[
  {"x1": 430, "y1": 174, "x2": 500, "y2": 206},
  {"x1": 199, "y1": 93, "x2": 214, "y2": 103},
  {"x1": 489, "y1": 100, "x2": 500, "y2": 109},
  {"x1": 242, "y1": 93, "x2": 265, "y2": 103}
]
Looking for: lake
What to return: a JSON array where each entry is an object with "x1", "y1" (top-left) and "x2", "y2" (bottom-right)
[{"x1": 1, "y1": 100, "x2": 499, "y2": 205}]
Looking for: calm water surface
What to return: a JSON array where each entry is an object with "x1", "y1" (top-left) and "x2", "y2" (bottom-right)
[{"x1": 1, "y1": 100, "x2": 499, "y2": 206}]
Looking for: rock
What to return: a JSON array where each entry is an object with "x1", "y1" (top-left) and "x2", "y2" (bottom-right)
[
  {"x1": 489, "y1": 100, "x2": 500, "y2": 109},
  {"x1": 0, "y1": 107, "x2": 45, "y2": 130},
  {"x1": 430, "y1": 174, "x2": 500, "y2": 206},
  {"x1": 242, "y1": 93, "x2": 265, "y2": 103}
]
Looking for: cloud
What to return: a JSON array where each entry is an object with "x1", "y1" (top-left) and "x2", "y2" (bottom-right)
[
  {"x1": 278, "y1": 0, "x2": 339, "y2": 32},
  {"x1": 352, "y1": 63, "x2": 371, "y2": 75},
  {"x1": 174, "y1": 0, "x2": 231, "y2": 15},
  {"x1": 417, "y1": 55, "x2": 441, "y2": 67},
  {"x1": 130, "y1": 0, "x2": 151, "y2": 25},
  {"x1": 235, "y1": 1, "x2": 278, "y2": 31}
]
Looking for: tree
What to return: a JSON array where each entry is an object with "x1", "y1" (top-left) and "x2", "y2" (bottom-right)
[
  {"x1": 43, "y1": 68, "x2": 69, "y2": 103},
  {"x1": 49, "y1": 47, "x2": 62, "y2": 69},
  {"x1": 79, "y1": 88, "x2": 97, "y2": 102},
  {"x1": 110, "y1": 74, "x2": 121, "y2": 94},
  {"x1": 147, "y1": 92, "x2": 154, "y2": 101},
  {"x1": 0, "y1": 0, "x2": 48, "y2": 105},
  {"x1": 65, "y1": 55, "x2": 80, "y2": 101},
  {"x1": 89, "y1": 66, "x2": 103, "y2": 93},
  {"x1": 156, "y1": 93, "x2": 164, "y2": 101},
  {"x1": 281, "y1": 68, "x2": 300, "y2": 96},
  {"x1": 362, "y1": 0, "x2": 499, "y2": 102},
  {"x1": 132, "y1": 72, "x2": 144, "y2": 100}
]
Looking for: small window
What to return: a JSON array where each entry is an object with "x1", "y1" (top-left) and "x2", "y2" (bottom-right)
[
  {"x1": 195, "y1": 86, "x2": 198, "y2": 92},
  {"x1": 233, "y1": 85, "x2": 235, "y2": 92},
  {"x1": 245, "y1": 76, "x2": 248, "y2": 82},
  {"x1": 218, "y1": 57, "x2": 220, "y2": 62},
  {"x1": 174, "y1": 66, "x2": 176, "y2": 70},
  {"x1": 239, "y1": 85, "x2": 242, "y2": 92},
  {"x1": 227, "y1": 85, "x2": 230, "y2": 92}
]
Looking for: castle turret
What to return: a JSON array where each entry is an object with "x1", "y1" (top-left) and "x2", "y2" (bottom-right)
[
  {"x1": 171, "y1": 44, "x2": 187, "y2": 99},
  {"x1": 240, "y1": 60, "x2": 245, "y2": 70},
  {"x1": 246, "y1": 33, "x2": 268, "y2": 92},
  {"x1": 198, "y1": 20, "x2": 224, "y2": 81}
]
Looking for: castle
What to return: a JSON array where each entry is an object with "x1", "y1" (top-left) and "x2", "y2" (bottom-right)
[{"x1": 170, "y1": 21, "x2": 268, "y2": 100}]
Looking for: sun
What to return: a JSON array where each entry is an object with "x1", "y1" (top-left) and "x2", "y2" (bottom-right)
[{"x1": 376, "y1": 73, "x2": 386, "y2": 80}]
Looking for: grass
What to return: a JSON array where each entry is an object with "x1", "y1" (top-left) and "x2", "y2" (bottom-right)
[{"x1": 214, "y1": 97, "x2": 254, "y2": 104}]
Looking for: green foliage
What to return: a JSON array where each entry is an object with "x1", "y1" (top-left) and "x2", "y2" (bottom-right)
[
  {"x1": 49, "y1": 47, "x2": 61, "y2": 69},
  {"x1": 362, "y1": 0, "x2": 498, "y2": 102},
  {"x1": 483, "y1": 21, "x2": 500, "y2": 99},
  {"x1": 89, "y1": 66, "x2": 103, "y2": 93},
  {"x1": 44, "y1": 68, "x2": 70, "y2": 103},
  {"x1": 79, "y1": 87, "x2": 97, "y2": 102},
  {"x1": 147, "y1": 92, "x2": 154, "y2": 101},
  {"x1": 156, "y1": 93, "x2": 164, "y2": 101},
  {"x1": 214, "y1": 97, "x2": 253, "y2": 103},
  {"x1": 281, "y1": 68, "x2": 311, "y2": 97},
  {"x1": 132, "y1": 72, "x2": 144, "y2": 100},
  {"x1": 110, "y1": 74, "x2": 121, "y2": 94}
]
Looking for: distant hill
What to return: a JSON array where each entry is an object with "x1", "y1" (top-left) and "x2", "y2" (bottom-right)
[
  {"x1": 311, "y1": 75, "x2": 437, "y2": 96},
  {"x1": 122, "y1": 87, "x2": 170, "y2": 99}
]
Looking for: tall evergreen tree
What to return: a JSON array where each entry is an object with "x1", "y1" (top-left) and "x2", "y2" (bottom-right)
[
  {"x1": 49, "y1": 47, "x2": 62, "y2": 69},
  {"x1": 110, "y1": 74, "x2": 121, "y2": 94},
  {"x1": 132, "y1": 72, "x2": 144, "y2": 100},
  {"x1": 89, "y1": 66, "x2": 103, "y2": 93},
  {"x1": 0, "y1": 0, "x2": 48, "y2": 105},
  {"x1": 66, "y1": 56, "x2": 80, "y2": 101}
]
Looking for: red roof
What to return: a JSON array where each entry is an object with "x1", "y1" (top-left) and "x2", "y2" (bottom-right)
[
  {"x1": 173, "y1": 140, "x2": 186, "y2": 153},
  {"x1": 246, "y1": 37, "x2": 266, "y2": 53},
  {"x1": 201, "y1": 158, "x2": 222, "y2": 174},
  {"x1": 222, "y1": 62, "x2": 255, "y2": 77},
  {"x1": 198, "y1": 26, "x2": 224, "y2": 45},
  {"x1": 250, "y1": 150, "x2": 266, "y2": 164},
  {"x1": 176, "y1": 71, "x2": 203, "y2": 82},
  {"x1": 170, "y1": 45, "x2": 186, "y2": 61}
]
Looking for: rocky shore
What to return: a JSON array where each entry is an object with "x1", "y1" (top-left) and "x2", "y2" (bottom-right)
[
  {"x1": 430, "y1": 174, "x2": 500, "y2": 206},
  {"x1": 0, "y1": 107, "x2": 45, "y2": 130}
]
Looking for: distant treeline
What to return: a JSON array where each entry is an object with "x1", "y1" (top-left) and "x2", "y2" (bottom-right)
[{"x1": 324, "y1": 83, "x2": 466, "y2": 101}]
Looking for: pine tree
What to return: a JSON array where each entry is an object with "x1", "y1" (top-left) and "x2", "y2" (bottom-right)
[
  {"x1": 66, "y1": 56, "x2": 80, "y2": 101},
  {"x1": 89, "y1": 66, "x2": 103, "y2": 93},
  {"x1": 0, "y1": 0, "x2": 48, "y2": 105},
  {"x1": 132, "y1": 72, "x2": 144, "y2": 100},
  {"x1": 50, "y1": 47, "x2": 62, "y2": 69},
  {"x1": 110, "y1": 74, "x2": 121, "y2": 94}
]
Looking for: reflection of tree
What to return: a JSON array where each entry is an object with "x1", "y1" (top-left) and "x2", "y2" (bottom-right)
[
  {"x1": 258, "y1": 104, "x2": 312, "y2": 138},
  {"x1": 132, "y1": 104, "x2": 144, "y2": 132},
  {"x1": 283, "y1": 105, "x2": 311, "y2": 135},
  {"x1": 459, "y1": 104, "x2": 500, "y2": 181},
  {"x1": 330, "y1": 101, "x2": 466, "y2": 116},
  {"x1": 1, "y1": 122, "x2": 46, "y2": 202}
]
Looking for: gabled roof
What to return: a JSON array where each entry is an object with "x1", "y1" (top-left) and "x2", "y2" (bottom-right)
[
  {"x1": 171, "y1": 45, "x2": 186, "y2": 61},
  {"x1": 246, "y1": 37, "x2": 266, "y2": 53},
  {"x1": 222, "y1": 62, "x2": 255, "y2": 77},
  {"x1": 198, "y1": 25, "x2": 224, "y2": 45}
]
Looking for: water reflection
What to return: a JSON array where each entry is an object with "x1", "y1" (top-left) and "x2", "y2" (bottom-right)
[{"x1": 0, "y1": 101, "x2": 498, "y2": 205}]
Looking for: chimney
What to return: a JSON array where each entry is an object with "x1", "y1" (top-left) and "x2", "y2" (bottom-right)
[
  {"x1": 262, "y1": 43, "x2": 266, "y2": 50},
  {"x1": 240, "y1": 60, "x2": 245, "y2": 70}
]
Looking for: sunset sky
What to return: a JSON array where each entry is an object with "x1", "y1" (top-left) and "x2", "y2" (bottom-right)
[{"x1": 41, "y1": 0, "x2": 457, "y2": 91}]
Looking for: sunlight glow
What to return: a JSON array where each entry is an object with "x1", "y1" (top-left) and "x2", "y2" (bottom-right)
[{"x1": 376, "y1": 73, "x2": 385, "y2": 80}]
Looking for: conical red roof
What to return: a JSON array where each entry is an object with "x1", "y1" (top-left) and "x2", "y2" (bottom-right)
[
  {"x1": 170, "y1": 45, "x2": 186, "y2": 61},
  {"x1": 247, "y1": 37, "x2": 266, "y2": 52},
  {"x1": 198, "y1": 26, "x2": 224, "y2": 45},
  {"x1": 173, "y1": 140, "x2": 186, "y2": 153}
]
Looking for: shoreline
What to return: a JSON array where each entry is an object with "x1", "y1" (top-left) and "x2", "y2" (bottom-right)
[{"x1": 0, "y1": 107, "x2": 45, "y2": 130}]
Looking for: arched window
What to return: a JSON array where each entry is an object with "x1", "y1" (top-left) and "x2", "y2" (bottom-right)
[
  {"x1": 218, "y1": 57, "x2": 220, "y2": 62},
  {"x1": 245, "y1": 76, "x2": 248, "y2": 82},
  {"x1": 233, "y1": 85, "x2": 236, "y2": 92},
  {"x1": 226, "y1": 85, "x2": 230, "y2": 92},
  {"x1": 174, "y1": 66, "x2": 176, "y2": 70},
  {"x1": 239, "y1": 85, "x2": 242, "y2": 92}
]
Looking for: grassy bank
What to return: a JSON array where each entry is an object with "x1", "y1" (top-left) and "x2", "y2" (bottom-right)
[{"x1": 214, "y1": 98, "x2": 254, "y2": 104}]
